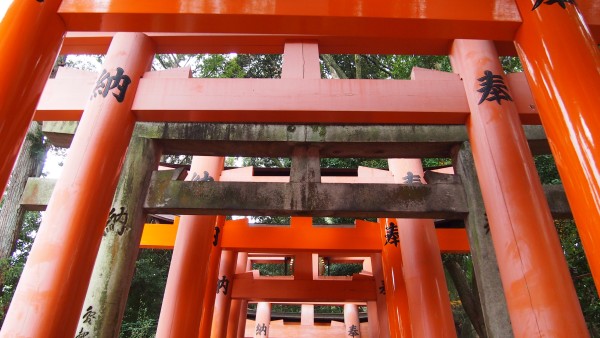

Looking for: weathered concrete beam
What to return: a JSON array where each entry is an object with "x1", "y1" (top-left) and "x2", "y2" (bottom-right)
[
  {"x1": 21, "y1": 178, "x2": 55, "y2": 211},
  {"x1": 43, "y1": 122, "x2": 551, "y2": 157},
  {"x1": 142, "y1": 170, "x2": 468, "y2": 218},
  {"x1": 20, "y1": 174, "x2": 572, "y2": 219}
]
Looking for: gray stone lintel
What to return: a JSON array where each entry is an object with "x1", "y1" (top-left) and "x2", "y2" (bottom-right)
[
  {"x1": 142, "y1": 170, "x2": 468, "y2": 218},
  {"x1": 43, "y1": 122, "x2": 550, "y2": 158},
  {"x1": 20, "y1": 172, "x2": 571, "y2": 220}
]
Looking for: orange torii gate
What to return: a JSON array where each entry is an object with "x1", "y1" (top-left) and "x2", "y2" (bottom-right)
[
  {"x1": 2, "y1": 1, "x2": 600, "y2": 337},
  {"x1": 140, "y1": 217, "x2": 470, "y2": 253}
]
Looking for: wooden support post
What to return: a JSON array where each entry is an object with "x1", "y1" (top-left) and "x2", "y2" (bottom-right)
[
  {"x1": 513, "y1": 0, "x2": 600, "y2": 293},
  {"x1": 211, "y1": 250, "x2": 238, "y2": 338},
  {"x1": 450, "y1": 39, "x2": 588, "y2": 337},
  {"x1": 388, "y1": 159, "x2": 456, "y2": 338},
  {"x1": 290, "y1": 146, "x2": 321, "y2": 184},
  {"x1": 156, "y1": 156, "x2": 225, "y2": 338},
  {"x1": 226, "y1": 252, "x2": 250, "y2": 338},
  {"x1": 75, "y1": 136, "x2": 160, "y2": 337},
  {"x1": 255, "y1": 302, "x2": 272, "y2": 338},
  {"x1": 197, "y1": 216, "x2": 226, "y2": 337},
  {"x1": 378, "y1": 218, "x2": 412, "y2": 338},
  {"x1": 453, "y1": 142, "x2": 513, "y2": 338},
  {"x1": 0, "y1": 0, "x2": 65, "y2": 194},
  {"x1": 0, "y1": 33, "x2": 154, "y2": 337},
  {"x1": 371, "y1": 253, "x2": 390, "y2": 338},
  {"x1": 344, "y1": 304, "x2": 362, "y2": 338}
]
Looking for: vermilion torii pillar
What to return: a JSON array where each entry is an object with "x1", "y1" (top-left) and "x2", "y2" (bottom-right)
[
  {"x1": 198, "y1": 215, "x2": 227, "y2": 337},
  {"x1": 211, "y1": 250, "x2": 238, "y2": 338},
  {"x1": 344, "y1": 304, "x2": 361, "y2": 337},
  {"x1": 255, "y1": 302, "x2": 271, "y2": 338},
  {"x1": 378, "y1": 218, "x2": 412, "y2": 338},
  {"x1": 226, "y1": 252, "x2": 250, "y2": 338},
  {"x1": 370, "y1": 253, "x2": 390, "y2": 338},
  {"x1": 0, "y1": 0, "x2": 65, "y2": 195},
  {"x1": 513, "y1": 0, "x2": 600, "y2": 293},
  {"x1": 388, "y1": 159, "x2": 456, "y2": 338},
  {"x1": 450, "y1": 39, "x2": 588, "y2": 337},
  {"x1": 0, "y1": 33, "x2": 155, "y2": 337},
  {"x1": 156, "y1": 156, "x2": 224, "y2": 338}
]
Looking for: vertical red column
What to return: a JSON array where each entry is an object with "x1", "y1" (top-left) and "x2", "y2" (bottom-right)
[
  {"x1": 254, "y1": 302, "x2": 272, "y2": 338},
  {"x1": 226, "y1": 252, "x2": 249, "y2": 338},
  {"x1": 156, "y1": 156, "x2": 224, "y2": 338},
  {"x1": 197, "y1": 215, "x2": 227, "y2": 337},
  {"x1": 450, "y1": 39, "x2": 588, "y2": 337},
  {"x1": 0, "y1": 33, "x2": 154, "y2": 337},
  {"x1": 388, "y1": 159, "x2": 456, "y2": 338},
  {"x1": 378, "y1": 218, "x2": 412, "y2": 338},
  {"x1": 211, "y1": 250, "x2": 238, "y2": 338},
  {"x1": 344, "y1": 304, "x2": 362, "y2": 337},
  {"x1": 371, "y1": 253, "x2": 390, "y2": 338},
  {"x1": 513, "y1": 0, "x2": 600, "y2": 292},
  {"x1": 0, "y1": 0, "x2": 65, "y2": 194}
]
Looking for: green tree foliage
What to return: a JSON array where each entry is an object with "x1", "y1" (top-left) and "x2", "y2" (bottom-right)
[
  {"x1": 324, "y1": 262, "x2": 363, "y2": 277},
  {"x1": 321, "y1": 54, "x2": 452, "y2": 79},
  {"x1": 0, "y1": 211, "x2": 41, "y2": 325},
  {"x1": 120, "y1": 249, "x2": 172, "y2": 337}
]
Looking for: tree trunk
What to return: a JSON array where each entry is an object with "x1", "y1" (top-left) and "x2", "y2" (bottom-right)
[
  {"x1": 444, "y1": 257, "x2": 487, "y2": 338},
  {"x1": 321, "y1": 54, "x2": 348, "y2": 79},
  {"x1": 0, "y1": 122, "x2": 48, "y2": 263}
]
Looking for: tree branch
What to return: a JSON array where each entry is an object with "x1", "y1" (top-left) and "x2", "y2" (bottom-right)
[
  {"x1": 321, "y1": 54, "x2": 348, "y2": 79},
  {"x1": 444, "y1": 257, "x2": 487, "y2": 338}
]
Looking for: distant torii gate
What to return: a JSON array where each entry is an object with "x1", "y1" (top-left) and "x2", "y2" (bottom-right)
[{"x1": 1, "y1": 1, "x2": 600, "y2": 337}]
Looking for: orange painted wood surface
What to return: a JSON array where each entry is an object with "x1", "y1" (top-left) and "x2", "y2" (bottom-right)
[
  {"x1": 0, "y1": 33, "x2": 155, "y2": 337},
  {"x1": 231, "y1": 279, "x2": 376, "y2": 302},
  {"x1": 140, "y1": 219, "x2": 469, "y2": 253},
  {"x1": 245, "y1": 319, "x2": 371, "y2": 338},
  {"x1": 515, "y1": 0, "x2": 600, "y2": 297},
  {"x1": 57, "y1": 0, "x2": 520, "y2": 41},
  {"x1": 0, "y1": 0, "x2": 65, "y2": 195},
  {"x1": 451, "y1": 39, "x2": 588, "y2": 337},
  {"x1": 35, "y1": 73, "x2": 539, "y2": 124}
]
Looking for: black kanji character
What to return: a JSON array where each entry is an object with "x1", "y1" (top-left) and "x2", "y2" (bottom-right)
[
  {"x1": 82, "y1": 305, "x2": 97, "y2": 325},
  {"x1": 191, "y1": 171, "x2": 215, "y2": 182},
  {"x1": 255, "y1": 323, "x2": 267, "y2": 336},
  {"x1": 379, "y1": 280, "x2": 386, "y2": 295},
  {"x1": 385, "y1": 222, "x2": 400, "y2": 247},
  {"x1": 477, "y1": 70, "x2": 512, "y2": 105},
  {"x1": 91, "y1": 67, "x2": 132, "y2": 103},
  {"x1": 348, "y1": 324, "x2": 360, "y2": 337},
  {"x1": 532, "y1": 0, "x2": 575, "y2": 10},
  {"x1": 403, "y1": 171, "x2": 421, "y2": 184},
  {"x1": 216, "y1": 275, "x2": 230, "y2": 295},
  {"x1": 75, "y1": 327, "x2": 90, "y2": 338},
  {"x1": 104, "y1": 207, "x2": 129, "y2": 236},
  {"x1": 212, "y1": 226, "x2": 220, "y2": 246}
]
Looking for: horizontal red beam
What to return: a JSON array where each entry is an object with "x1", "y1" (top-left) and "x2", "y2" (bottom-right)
[
  {"x1": 34, "y1": 72, "x2": 539, "y2": 125},
  {"x1": 58, "y1": 0, "x2": 521, "y2": 41},
  {"x1": 231, "y1": 278, "x2": 376, "y2": 302},
  {"x1": 139, "y1": 218, "x2": 470, "y2": 253},
  {"x1": 59, "y1": 33, "x2": 521, "y2": 56},
  {"x1": 221, "y1": 219, "x2": 381, "y2": 253}
]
